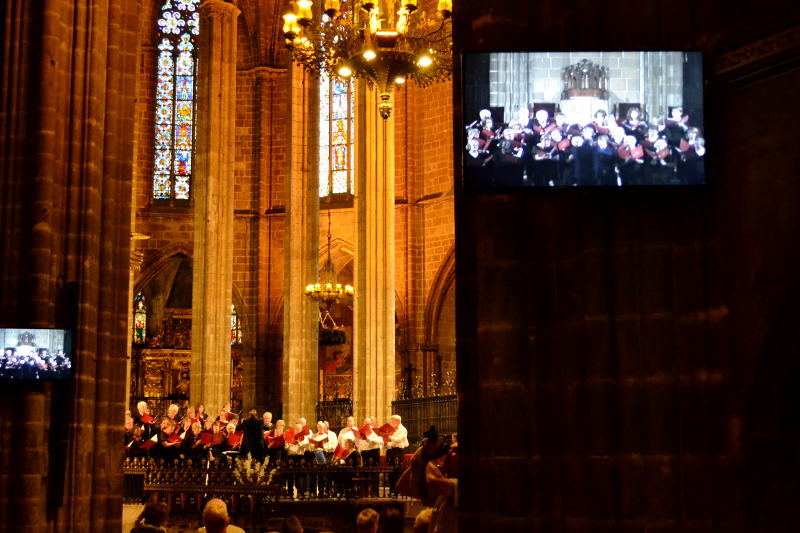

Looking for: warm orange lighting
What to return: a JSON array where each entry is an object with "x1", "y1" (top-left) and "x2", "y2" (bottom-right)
[
  {"x1": 375, "y1": 30, "x2": 399, "y2": 48},
  {"x1": 297, "y1": 0, "x2": 313, "y2": 23}
]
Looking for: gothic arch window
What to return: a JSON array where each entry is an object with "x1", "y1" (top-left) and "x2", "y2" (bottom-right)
[
  {"x1": 152, "y1": 0, "x2": 200, "y2": 202},
  {"x1": 230, "y1": 304, "x2": 242, "y2": 345},
  {"x1": 133, "y1": 292, "x2": 147, "y2": 344},
  {"x1": 319, "y1": 74, "x2": 355, "y2": 198}
]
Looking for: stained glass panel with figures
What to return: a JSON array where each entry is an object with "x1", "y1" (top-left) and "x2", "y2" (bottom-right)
[
  {"x1": 319, "y1": 73, "x2": 354, "y2": 198},
  {"x1": 152, "y1": 0, "x2": 199, "y2": 202},
  {"x1": 134, "y1": 293, "x2": 147, "y2": 344}
]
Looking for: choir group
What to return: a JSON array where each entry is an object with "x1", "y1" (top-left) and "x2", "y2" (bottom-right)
[
  {"x1": 1, "y1": 347, "x2": 71, "y2": 379},
  {"x1": 124, "y1": 401, "x2": 410, "y2": 467},
  {"x1": 465, "y1": 106, "x2": 706, "y2": 187}
]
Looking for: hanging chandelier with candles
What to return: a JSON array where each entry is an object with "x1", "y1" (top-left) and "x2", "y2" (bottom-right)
[
  {"x1": 305, "y1": 212, "x2": 354, "y2": 309},
  {"x1": 283, "y1": 0, "x2": 453, "y2": 119}
]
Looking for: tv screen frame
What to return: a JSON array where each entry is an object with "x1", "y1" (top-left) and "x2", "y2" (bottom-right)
[
  {"x1": 461, "y1": 50, "x2": 706, "y2": 190},
  {"x1": 0, "y1": 328, "x2": 73, "y2": 380}
]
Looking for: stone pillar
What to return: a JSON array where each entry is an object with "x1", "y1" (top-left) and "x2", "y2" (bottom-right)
[
  {"x1": 282, "y1": 64, "x2": 320, "y2": 424},
  {"x1": 353, "y1": 86, "x2": 396, "y2": 423},
  {"x1": 190, "y1": 0, "x2": 239, "y2": 415}
]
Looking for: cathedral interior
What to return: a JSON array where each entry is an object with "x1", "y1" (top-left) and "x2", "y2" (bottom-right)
[{"x1": 2, "y1": 0, "x2": 800, "y2": 531}]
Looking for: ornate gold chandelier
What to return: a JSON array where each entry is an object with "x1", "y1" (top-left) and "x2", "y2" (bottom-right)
[
  {"x1": 283, "y1": 0, "x2": 453, "y2": 119},
  {"x1": 305, "y1": 212, "x2": 354, "y2": 310}
]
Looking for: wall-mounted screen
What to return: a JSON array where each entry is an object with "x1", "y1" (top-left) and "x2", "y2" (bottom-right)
[
  {"x1": 462, "y1": 51, "x2": 705, "y2": 189},
  {"x1": 1, "y1": 328, "x2": 73, "y2": 380}
]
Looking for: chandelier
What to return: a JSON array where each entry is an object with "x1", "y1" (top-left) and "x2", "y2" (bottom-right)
[
  {"x1": 305, "y1": 212, "x2": 354, "y2": 331},
  {"x1": 283, "y1": 0, "x2": 453, "y2": 119}
]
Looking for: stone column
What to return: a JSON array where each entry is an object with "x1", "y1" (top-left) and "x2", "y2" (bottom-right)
[
  {"x1": 127, "y1": 246, "x2": 145, "y2": 404},
  {"x1": 353, "y1": 86, "x2": 396, "y2": 423},
  {"x1": 282, "y1": 64, "x2": 320, "y2": 424},
  {"x1": 191, "y1": 0, "x2": 239, "y2": 415}
]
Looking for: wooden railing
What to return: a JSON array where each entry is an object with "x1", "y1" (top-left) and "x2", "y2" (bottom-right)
[
  {"x1": 122, "y1": 455, "x2": 411, "y2": 506},
  {"x1": 391, "y1": 395, "x2": 457, "y2": 442}
]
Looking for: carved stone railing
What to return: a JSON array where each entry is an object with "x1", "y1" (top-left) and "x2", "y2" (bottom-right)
[{"x1": 316, "y1": 399, "x2": 354, "y2": 433}]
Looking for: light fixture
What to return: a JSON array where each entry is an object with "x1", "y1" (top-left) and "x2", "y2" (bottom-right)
[
  {"x1": 283, "y1": 0, "x2": 453, "y2": 120},
  {"x1": 305, "y1": 212, "x2": 354, "y2": 331}
]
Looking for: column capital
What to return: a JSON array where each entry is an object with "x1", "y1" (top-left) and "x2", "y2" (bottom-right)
[{"x1": 199, "y1": 0, "x2": 241, "y2": 19}]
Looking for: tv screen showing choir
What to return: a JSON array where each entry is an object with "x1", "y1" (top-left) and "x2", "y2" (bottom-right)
[
  {"x1": 0, "y1": 328, "x2": 72, "y2": 379},
  {"x1": 462, "y1": 51, "x2": 705, "y2": 188}
]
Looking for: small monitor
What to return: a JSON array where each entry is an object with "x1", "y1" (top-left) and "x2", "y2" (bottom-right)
[
  {"x1": 0, "y1": 328, "x2": 73, "y2": 380},
  {"x1": 462, "y1": 51, "x2": 706, "y2": 189}
]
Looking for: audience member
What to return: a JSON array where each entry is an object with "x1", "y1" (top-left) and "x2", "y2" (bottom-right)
[
  {"x1": 198, "y1": 498, "x2": 246, "y2": 533},
  {"x1": 130, "y1": 501, "x2": 169, "y2": 533},
  {"x1": 281, "y1": 515, "x2": 303, "y2": 533},
  {"x1": 379, "y1": 506, "x2": 405, "y2": 533},
  {"x1": 413, "y1": 508, "x2": 433, "y2": 533},
  {"x1": 356, "y1": 508, "x2": 379, "y2": 533}
]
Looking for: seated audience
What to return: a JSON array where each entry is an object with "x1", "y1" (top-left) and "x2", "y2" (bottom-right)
[{"x1": 356, "y1": 508, "x2": 379, "y2": 533}]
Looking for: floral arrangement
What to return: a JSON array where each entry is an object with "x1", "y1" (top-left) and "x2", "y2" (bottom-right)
[{"x1": 232, "y1": 454, "x2": 277, "y2": 486}]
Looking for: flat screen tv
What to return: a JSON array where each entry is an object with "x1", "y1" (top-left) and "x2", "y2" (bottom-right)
[
  {"x1": 1, "y1": 328, "x2": 73, "y2": 380},
  {"x1": 461, "y1": 51, "x2": 705, "y2": 189}
]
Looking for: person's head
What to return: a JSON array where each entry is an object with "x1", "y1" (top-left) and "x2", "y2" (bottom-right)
[
  {"x1": 133, "y1": 427, "x2": 144, "y2": 440},
  {"x1": 137, "y1": 501, "x2": 168, "y2": 528},
  {"x1": 167, "y1": 404, "x2": 178, "y2": 418},
  {"x1": 594, "y1": 109, "x2": 607, "y2": 121},
  {"x1": 570, "y1": 135, "x2": 584, "y2": 148},
  {"x1": 298, "y1": 417, "x2": 307, "y2": 427},
  {"x1": 467, "y1": 127, "x2": 479, "y2": 140},
  {"x1": 611, "y1": 127, "x2": 625, "y2": 144},
  {"x1": 627, "y1": 107, "x2": 641, "y2": 121},
  {"x1": 164, "y1": 419, "x2": 176, "y2": 434},
  {"x1": 191, "y1": 422, "x2": 202, "y2": 434},
  {"x1": 671, "y1": 106, "x2": 683, "y2": 119},
  {"x1": 276, "y1": 419, "x2": 286, "y2": 430},
  {"x1": 185, "y1": 406, "x2": 195, "y2": 418},
  {"x1": 137, "y1": 401, "x2": 148, "y2": 415},
  {"x1": 389, "y1": 414, "x2": 401, "y2": 428},
  {"x1": 517, "y1": 106, "x2": 530, "y2": 123},
  {"x1": 282, "y1": 515, "x2": 303, "y2": 533},
  {"x1": 212, "y1": 421, "x2": 222, "y2": 433},
  {"x1": 195, "y1": 403, "x2": 205, "y2": 415},
  {"x1": 379, "y1": 506, "x2": 405, "y2": 533},
  {"x1": 160, "y1": 417, "x2": 169, "y2": 431},
  {"x1": 205, "y1": 418, "x2": 214, "y2": 430},
  {"x1": 202, "y1": 498, "x2": 232, "y2": 533},
  {"x1": 317, "y1": 421, "x2": 326, "y2": 433},
  {"x1": 363, "y1": 417, "x2": 373, "y2": 426},
  {"x1": 582, "y1": 126, "x2": 595, "y2": 141},
  {"x1": 654, "y1": 138, "x2": 668, "y2": 151},
  {"x1": 182, "y1": 417, "x2": 192, "y2": 430},
  {"x1": 647, "y1": 128, "x2": 659, "y2": 142},
  {"x1": 413, "y1": 508, "x2": 433, "y2": 533},
  {"x1": 263, "y1": 411, "x2": 273, "y2": 424},
  {"x1": 551, "y1": 129, "x2": 562, "y2": 142},
  {"x1": 356, "y1": 508, "x2": 379, "y2": 533},
  {"x1": 624, "y1": 135, "x2": 637, "y2": 148},
  {"x1": 535, "y1": 109, "x2": 549, "y2": 124},
  {"x1": 249, "y1": 408, "x2": 258, "y2": 419},
  {"x1": 293, "y1": 423, "x2": 303, "y2": 434},
  {"x1": 225, "y1": 422, "x2": 237, "y2": 434},
  {"x1": 478, "y1": 108, "x2": 491, "y2": 121},
  {"x1": 346, "y1": 416, "x2": 355, "y2": 427},
  {"x1": 687, "y1": 127, "x2": 700, "y2": 141},
  {"x1": 597, "y1": 135, "x2": 609, "y2": 149},
  {"x1": 694, "y1": 137, "x2": 706, "y2": 150}
]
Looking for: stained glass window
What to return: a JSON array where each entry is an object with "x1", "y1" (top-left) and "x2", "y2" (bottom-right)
[
  {"x1": 319, "y1": 74, "x2": 355, "y2": 197},
  {"x1": 152, "y1": 0, "x2": 200, "y2": 201},
  {"x1": 230, "y1": 304, "x2": 242, "y2": 345},
  {"x1": 134, "y1": 292, "x2": 147, "y2": 344}
]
